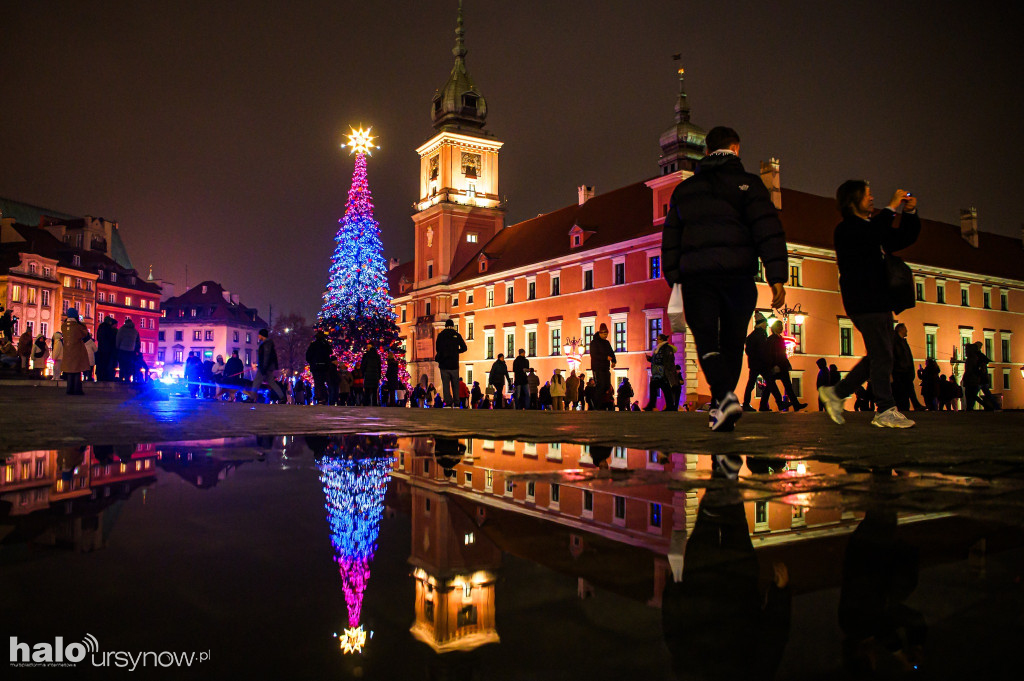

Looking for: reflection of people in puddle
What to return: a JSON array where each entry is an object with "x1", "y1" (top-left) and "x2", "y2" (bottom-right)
[
  {"x1": 662, "y1": 457, "x2": 791, "y2": 680},
  {"x1": 839, "y1": 508, "x2": 926, "y2": 674},
  {"x1": 433, "y1": 436, "x2": 466, "y2": 479},
  {"x1": 588, "y1": 445, "x2": 612, "y2": 468}
]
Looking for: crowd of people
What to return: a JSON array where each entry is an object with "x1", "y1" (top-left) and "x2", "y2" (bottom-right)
[{"x1": 0, "y1": 307, "x2": 150, "y2": 394}]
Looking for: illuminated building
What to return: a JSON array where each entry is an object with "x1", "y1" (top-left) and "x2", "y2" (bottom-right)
[
  {"x1": 390, "y1": 16, "x2": 1024, "y2": 407},
  {"x1": 157, "y1": 280, "x2": 266, "y2": 376}
]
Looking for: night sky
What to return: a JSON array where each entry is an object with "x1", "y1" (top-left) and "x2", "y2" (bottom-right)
[{"x1": 1, "y1": 1, "x2": 1021, "y2": 321}]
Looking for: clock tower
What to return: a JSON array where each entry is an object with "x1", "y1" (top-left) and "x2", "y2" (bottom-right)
[{"x1": 412, "y1": 0, "x2": 504, "y2": 295}]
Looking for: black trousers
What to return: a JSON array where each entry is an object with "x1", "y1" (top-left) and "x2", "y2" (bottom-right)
[
  {"x1": 593, "y1": 368, "x2": 613, "y2": 410},
  {"x1": 892, "y1": 371, "x2": 923, "y2": 411},
  {"x1": 835, "y1": 312, "x2": 896, "y2": 412},
  {"x1": 311, "y1": 366, "x2": 329, "y2": 404},
  {"x1": 761, "y1": 370, "x2": 799, "y2": 410},
  {"x1": 743, "y1": 367, "x2": 782, "y2": 409},
  {"x1": 681, "y1": 277, "x2": 758, "y2": 404},
  {"x1": 364, "y1": 381, "x2": 380, "y2": 406},
  {"x1": 647, "y1": 376, "x2": 673, "y2": 410}
]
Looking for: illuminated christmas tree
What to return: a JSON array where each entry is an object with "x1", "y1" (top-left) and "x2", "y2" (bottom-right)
[
  {"x1": 317, "y1": 436, "x2": 394, "y2": 654},
  {"x1": 318, "y1": 127, "x2": 408, "y2": 385}
]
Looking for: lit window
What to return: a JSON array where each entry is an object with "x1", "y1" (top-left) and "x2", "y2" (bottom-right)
[
  {"x1": 649, "y1": 256, "x2": 661, "y2": 280},
  {"x1": 467, "y1": 233, "x2": 478, "y2": 243}
]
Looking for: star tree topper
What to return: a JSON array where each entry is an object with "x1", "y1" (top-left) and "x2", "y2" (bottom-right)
[{"x1": 341, "y1": 126, "x2": 380, "y2": 156}]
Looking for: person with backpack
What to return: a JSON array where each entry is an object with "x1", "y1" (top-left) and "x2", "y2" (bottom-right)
[
  {"x1": 434, "y1": 319, "x2": 467, "y2": 407},
  {"x1": 662, "y1": 126, "x2": 788, "y2": 431}
]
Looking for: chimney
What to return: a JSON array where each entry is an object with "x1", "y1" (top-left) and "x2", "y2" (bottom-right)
[
  {"x1": 759, "y1": 158, "x2": 781, "y2": 210},
  {"x1": 960, "y1": 207, "x2": 979, "y2": 248},
  {"x1": 577, "y1": 185, "x2": 595, "y2": 205},
  {"x1": 231, "y1": 294, "x2": 239, "y2": 304},
  {"x1": 389, "y1": 257, "x2": 400, "y2": 271},
  {"x1": 222, "y1": 289, "x2": 231, "y2": 302}
]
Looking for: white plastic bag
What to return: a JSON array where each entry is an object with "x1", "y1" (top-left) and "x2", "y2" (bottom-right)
[{"x1": 667, "y1": 283, "x2": 686, "y2": 333}]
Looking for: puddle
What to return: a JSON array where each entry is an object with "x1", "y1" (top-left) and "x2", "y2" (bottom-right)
[{"x1": 2, "y1": 435, "x2": 1023, "y2": 678}]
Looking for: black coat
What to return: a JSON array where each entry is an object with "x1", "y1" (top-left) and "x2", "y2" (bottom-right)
[
  {"x1": 765, "y1": 333, "x2": 791, "y2": 373},
  {"x1": 662, "y1": 153, "x2": 788, "y2": 285},
  {"x1": 488, "y1": 360, "x2": 511, "y2": 389},
  {"x1": 835, "y1": 209, "x2": 920, "y2": 314},
  {"x1": 97, "y1": 320, "x2": 118, "y2": 353},
  {"x1": 224, "y1": 356, "x2": 244, "y2": 382},
  {"x1": 589, "y1": 335, "x2": 616, "y2": 371},
  {"x1": 305, "y1": 337, "x2": 333, "y2": 367},
  {"x1": 744, "y1": 327, "x2": 769, "y2": 369},
  {"x1": 361, "y1": 349, "x2": 382, "y2": 383},
  {"x1": 385, "y1": 358, "x2": 399, "y2": 387},
  {"x1": 434, "y1": 328, "x2": 467, "y2": 370},
  {"x1": 257, "y1": 338, "x2": 278, "y2": 373},
  {"x1": 892, "y1": 334, "x2": 915, "y2": 373},
  {"x1": 512, "y1": 355, "x2": 531, "y2": 385}
]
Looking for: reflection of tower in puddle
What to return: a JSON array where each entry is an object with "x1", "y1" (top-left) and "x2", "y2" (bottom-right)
[
  {"x1": 316, "y1": 439, "x2": 391, "y2": 655},
  {"x1": 409, "y1": 478, "x2": 501, "y2": 653}
]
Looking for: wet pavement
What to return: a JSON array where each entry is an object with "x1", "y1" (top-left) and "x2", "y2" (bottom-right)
[{"x1": 2, "y1": 433, "x2": 1023, "y2": 679}]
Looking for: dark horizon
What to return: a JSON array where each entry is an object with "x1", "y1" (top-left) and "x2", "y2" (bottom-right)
[{"x1": 2, "y1": 0, "x2": 1021, "y2": 321}]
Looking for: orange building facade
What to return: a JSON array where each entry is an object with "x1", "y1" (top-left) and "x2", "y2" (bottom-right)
[{"x1": 391, "y1": 24, "x2": 1024, "y2": 409}]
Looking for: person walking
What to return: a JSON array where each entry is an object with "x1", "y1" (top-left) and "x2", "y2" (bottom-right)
[
  {"x1": 589, "y1": 324, "x2": 616, "y2": 411},
  {"x1": 219, "y1": 350, "x2": 244, "y2": 399},
  {"x1": 434, "y1": 319, "x2": 467, "y2": 407},
  {"x1": 470, "y1": 380, "x2": 483, "y2": 409},
  {"x1": 338, "y1": 365, "x2": 353, "y2": 406},
  {"x1": 616, "y1": 377, "x2": 634, "y2": 412},
  {"x1": 115, "y1": 318, "x2": 140, "y2": 383},
  {"x1": 361, "y1": 343, "x2": 382, "y2": 406},
  {"x1": 511, "y1": 349, "x2": 531, "y2": 409},
  {"x1": 249, "y1": 328, "x2": 286, "y2": 403},
  {"x1": 645, "y1": 333, "x2": 677, "y2": 411},
  {"x1": 815, "y1": 358, "x2": 830, "y2": 411},
  {"x1": 549, "y1": 369, "x2": 566, "y2": 411},
  {"x1": 662, "y1": 126, "x2": 789, "y2": 431},
  {"x1": 964, "y1": 341, "x2": 996, "y2": 411},
  {"x1": 819, "y1": 182, "x2": 920, "y2": 428},
  {"x1": 565, "y1": 370, "x2": 580, "y2": 411},
  {"x1": 306, "y1": 330, "x2": 334, "y2": 405},
  {"x1": 385, "y1": 351, "x2": 400, "y2": 406},
  {"x1": 457, "y1": 377, "x2": 470, "y2": 408},
  {"x1": 761, "y1": 321, "x2": 807, "y2": 412},
  {"x1": 891, "y1": 323, "x2": 924, "y2": 411},
  {"x1": 742, "y1": 313, "x2": 783, "y2": 411},
  {"x1": 488, "y1": 353, "x2": 512, "y2": 409},
  {"x1": 95, "y1": 316, "x2": 118, "y2": 381},
  {"x1": 60, "y1": 308, "x2": 89, "y2": 395}
]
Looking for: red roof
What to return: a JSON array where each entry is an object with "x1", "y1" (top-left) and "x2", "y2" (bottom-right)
[
  {"x1": 387, "y1": 260, "x2": 414, "y2": 295},
  {"x1": 435, "y1": 181, "x2": 1023, "y2": 286}
]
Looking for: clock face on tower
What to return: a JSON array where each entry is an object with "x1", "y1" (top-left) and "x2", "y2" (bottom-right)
[{"x1": 461, "y1": 152, "x2": 481, "y2": 179}]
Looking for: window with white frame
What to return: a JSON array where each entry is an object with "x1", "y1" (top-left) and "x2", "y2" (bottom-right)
[
  {"x1": 580, "y1": 317, "x2": 595, "y2": 354},
  {"x1": 924, "y1": 324, "x2": 938, "y2": 359},
  {"x1": 610, "y1": 313, "x2": 628, "y2": 353},
  {"x1": 984, "y1": 331, "x2": 994, "y2": 359},
  {"x1": 550, "y1": 483, "x2": 560, "y2": 507},
  {"x1": 467, "y1": 290, "x2": 474, "y2": 304},
  {"x1": 467, "y1": 232, "x2": 478, "y2": 243},
  {"x1": 936, "y1": 280, "x2": 946, "y2": 304},
  {"x1": 484, "y1": 329, "x2": 495, "y2": 359},
  {"x1": 582, "y1": 265, "x2": 594, "y2": 291},
  {"x1": 1003, "y1": 368, "x2": 1011, "y2": 390},
  {"x1": 648, "y1": 253, "x2": 661, "y2": 280},
  {"x1": 983, "y1": 287, "x2": 992, "y2": 309},
  {"x1": 839, "y1": 318, "x2": 854, "y2": 356},
  {"x1": 915, "y1": 276, "x2": 925, "y2": 302},
  {"x1": 527, "y1": 277, "x2": 536, "y2": 300},
  {"x1": 486, "y1": 287, "x2": 494, "y2": 307},
  {"x1": 613, "y1": 495, "x2": 626, "y2": 521},
  {"x1": 754, "y1": 501, "x2": 769, "y2": 532},
  {"x1": 525, "y1": 324, "x2": 537, "y2": 357},
  {"x1": 789, "y1": 260, "x2": 803, "y2": 287},
  {"x1": 550, "y1": 272, "x2": 560, "y2": 296},
  {"x1": 613, "y1": 257, "x2": 625, "y2": 285},
  {"x1": 959, "y1": 328, "x2": 974, "y2": 359},
  {"x1": 549, "y1": 322, "x2": 562, "y2": 355},
  {"x1": 505, "y1": 328, "x2": 515, "y2": 358},
  {"x1": 1001, "y1": 332, "x2": 1012, "y2": 363}
]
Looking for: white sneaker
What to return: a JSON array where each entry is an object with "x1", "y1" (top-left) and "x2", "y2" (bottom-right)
[
  {"x1": 818, "y1": 386, "x2": 846, "y2": 425},
  {"x1": 709, "y1": 392, "x2": 743, "y2": 432},
  {"x1": 871, "y1": 406, "x2": 915, "y2": 428}
]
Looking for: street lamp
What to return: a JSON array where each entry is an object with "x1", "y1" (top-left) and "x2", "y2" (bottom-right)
[
  {"x1": 562, "y1": 337, "x2": 583, "y2": 372},
  {"x1": 771, "y1": 303, "x2": 805, "y2": 356}
]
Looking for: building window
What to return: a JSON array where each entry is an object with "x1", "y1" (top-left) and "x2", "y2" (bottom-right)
[
  {"x1": 648, "y1": 317, "x2": 663, "y2": 350},
  {"x1": 791, "y1": 322, "x2": 804, "y2": 353},
  {"x1": 174, "y1": 330, "x2": 183, "y2": 341},
  {"x1": 1001, "y1": 291, "x2": 1009, "y2": 311},
  {"x1": 193, "y1": 330, "x2": 202, "y2": 341},
  {"x1": 204, "y1": 330, "x2": 214, "y2": 341},
  {"x1": 426, "y1": 301, "x2": 431, "y2": 316},
  {"x1": 754, "y1": 501, "x2": 769, "y2": 531},
  {"x1": 486, "y1": 289, "x2": 494, "y2": 308},
  {"x1": 110, "y1": 272, "x2": 117, "y2": 283},
  {"x1": 233, "y1": 331, "x2": 239, "y2": 342},
  {"x1": 527, "y1": 330, "x2": 537, "y2": 357},
  {"x1": 451, "y1": 294, "x2": 459, "y2": 308},
  {"x1": 467, "y1": 232, "x2": 478, "y2": 243},
  {"x1": 427, "y1": 261, "x2": 433, "y2": 279},
  {"x1": 245, "y1": 350, "x2": 252, "y2": 365},
  {"x1": 526, "y1": 481, "x2": 536, "y2": 501},
  {"x1": 839, "y1": 325, "x2": 853, "y2": 356},
  {"x1": 486, "y1": 333, "x2": 494, "y2": 359},
  {"x1": 961, "y1": 287, "x2": 970, "y2": 307},
  {"x1": 613, "y1": 495, "x2": 626, "y2": 520},
  {"x1": 1002, "y1": 337, "x2": 1012, "y2": 363},
  {"x1": 28, "y1": 262, "x2": 37, "y2": 275},
  {"x1": 84, "y1": 303, "x2": 91, "y2": 318},
  {"x1": 466, "y1": 321, "x2": 474, "y2": 340},
  {"x1": 1003, "y1": 369, "x2": 1011, "y2": 390},
  {"x1": 246, "y1": 333, "x2": 252, "y2": 344},
  {"x1": 27, "y1": 287, "x2": 36, "y2": 305},
  {"x1": 505, "y1": 285, "x2": 514, "y2": 304},
  {"x1": 467, "y1": 291, "x2": 474, "y2": 304},
  {"x1": 984, "y1": 289, "x2": 992, "y2": 309},
  {"x1": 937, "y1": 282, "x2": 946, "y2": 304},
  {"x1": 572, "y1": 234, "x2": 581, "y2": 247},
  {"x1": 43, "y1": 266, "x2": 51, "y2": 278},
  {"x1": 583, "y1": 268, "x2": 594, "y2": 291},
  {"x1": 551, "y1": 483, "x2": 560, "y2": 504},
  {"x1": 506, "y1": 331, "x2": 515, "y2": 358},
  {"x1": 528, "y1": 281, "x2": 536, "y2": 300},
  {"x1": 649, "y1": 503, "x2": 662, "y2": 528},
  {"x1": 41, "y1": 290, "x2": 50, "y2": 307},
  {"x1": 925, "y1": 330, "x2": 937, "y2": 359},
  {"x1": 916, "y1": 281, "x2": 925, "y2": 301},
  {"x1": 582, "y1": 324, "x2": 594, "y2": 354},
  {"x1": 551, "y1": 327, "x2": 561, "y2": 355},
  {"x1": 649, "y1": 255, "x2": 661, "y2": 280},
  {"x1": 97, "y1": 291, "x2": 105, "y2": 303},
  {"x1": 614, "y1": 321, "x2": 626, "y2": 352},
  {"x1": 11, "y1": 284, "x2": 21, "y2": 302},
  {"x1": 156, "y1": 349, "x2": 164, "y2": 362},
  {"x1": 583, "y1": 490, "x2": 593, "y2": 512},
  {"x1": 158, "y1": 331, "x2": 165, "y2": 341},
  {"x1": 72, "y1": 254, "x2": 81, "y2": 266},
  {"x1": 614, "y1": 262, "x2": 625, "y2": 285},
  {"x1": 789, "y1": 262, "x2": 802, "y2": 287},
  {"x1": 173, "y1": 349, "x2": 183, "y2": 363},
  {"x1": 551, "y1": 275, "x2": 560, "y2": 296},
  {"x1": 40, "y1": 322, "x2": 47, "y2": 338}
]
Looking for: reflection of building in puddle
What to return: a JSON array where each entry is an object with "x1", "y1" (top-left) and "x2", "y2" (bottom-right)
[
  {"x1": 155, "y1": 437, "x2": 259, "y2": 489},
  {"x1": 0, "y1": 443, "x2": 158, "y2": 551},
  {"x1": 391, "y1": 438, "x2": 941, "y2": 614}
]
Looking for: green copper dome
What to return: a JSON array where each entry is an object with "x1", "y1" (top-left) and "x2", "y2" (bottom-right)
[{"x1": 431, "y1": 1, "x2": 488, "y2": 132}]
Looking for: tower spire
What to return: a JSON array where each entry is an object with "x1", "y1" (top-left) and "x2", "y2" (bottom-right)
[
  {"x1": 453, "y1": 0, "x2": 466, "y2": 59},
  {"x1": 658, "y1": 59, "x2": 705, "y2": 175},
  {"x1": 675, "y1": 67, "x2": 690, "y2": 123}
]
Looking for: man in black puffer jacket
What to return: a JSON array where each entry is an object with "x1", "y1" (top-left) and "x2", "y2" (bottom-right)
[{"x1": 662, "y1": 126, "x2": 788, "y2": 432}]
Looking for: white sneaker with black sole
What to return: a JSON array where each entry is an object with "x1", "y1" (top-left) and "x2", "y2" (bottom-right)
[
  {"x1": 708, "y1": 392, "x2": 743, "y2": 432},
  {"x1": 871, "y1": 406, "x2": 915, "y2": 428},
  {"x1": 818, "y1": 385, "x2": 846, "y2": 425}
]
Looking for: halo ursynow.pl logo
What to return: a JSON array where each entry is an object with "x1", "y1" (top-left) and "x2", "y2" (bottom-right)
[{"x1": 9, "y1": 634, "x2": 211, "y2": 670}]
